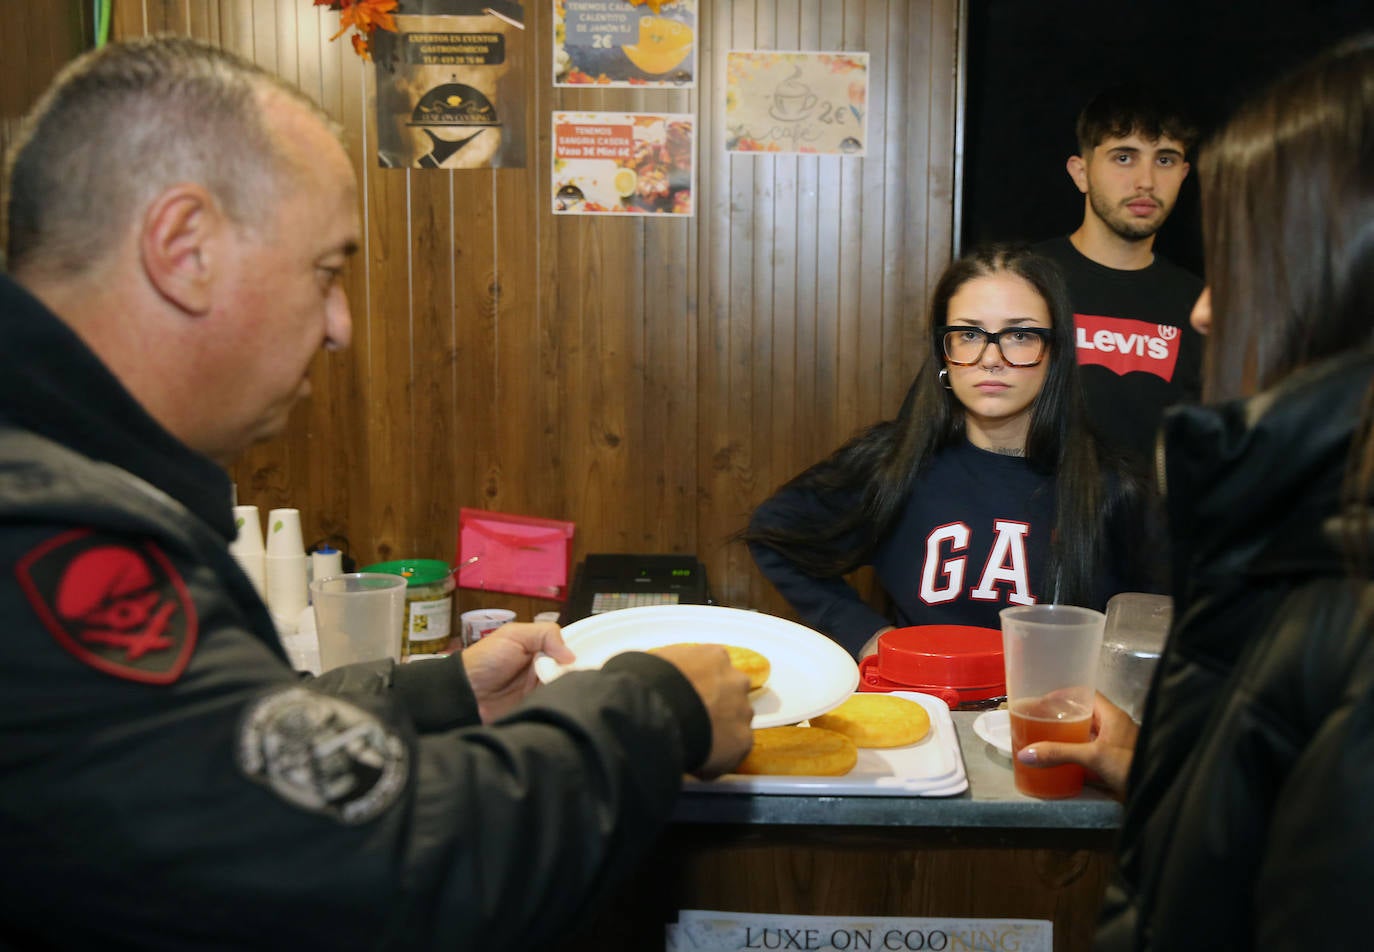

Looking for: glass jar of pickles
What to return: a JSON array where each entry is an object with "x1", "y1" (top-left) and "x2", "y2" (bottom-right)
[{"x1": 361, "y1": 559, "x2": 456, "y2": 658}]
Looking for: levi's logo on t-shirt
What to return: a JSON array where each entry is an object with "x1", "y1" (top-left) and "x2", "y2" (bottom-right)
[{"x1": 1073, "y1": 313, "x2": 1181, "y2": 382}]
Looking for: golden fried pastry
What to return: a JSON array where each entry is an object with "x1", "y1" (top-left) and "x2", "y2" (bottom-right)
[
  {"x1": 652, "y1": 642, "x2": 771, "y2": 691},
  {"x1": 809, "y1": 693, "x2": 931, "y2": 748},
  {"x1": 735, "y1": 726, "x2": 858, "y2": 776}
]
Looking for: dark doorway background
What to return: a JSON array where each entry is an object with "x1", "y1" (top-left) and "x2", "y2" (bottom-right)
[{"x1": 960, "y1": 0, "x2": 1374, "y2": 278}]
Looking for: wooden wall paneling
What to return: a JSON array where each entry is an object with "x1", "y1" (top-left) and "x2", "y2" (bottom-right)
[
  {"x1": 250, "y1": 0, "x2": 280, "y2": 74},
  {"x1": 1, "y1": 3, "x2": 88, "y2": 250},
  {"x1": 832, "y1": 6, "x2": 866, "y2": 439},
  {"x1": 328, "y1": 30, "x2": 376, "y2": 567},
  {"x1": 221, "y1": 0, "x2": 257, "y2": 55},
  {"x1": 587, "y1": 215, "x2": 642, "y2": 551},
  {"x1": 913, "y1": 0, "x2": 958, "y2": 312},
  {"x1": 856, "y1": 0, "x2": 891, "y2": 428},
  {"x1": 362, "y1": 153, "x2": 416, "y2": 563},
  {"x1": 186, "y1": 0, "x2": 222, "y2": 47},
  {"x1": 8, "y1": 0, "x2": 962, "y2": 623},
  {"x1": 407, "y1": 166, "x2": 459, "y2": 563},
  {"x1": 878, "y1": 0, "x2": 913, "y2": 404},
  {"x1": 636, "y1": 200, "x2": 687, "y2": 549},
  {"x1": 252, "y1": 0, "x2": 312, "y2": 524},
  {"x1": 451, "y1": 165, "x2": 497, "y2": 569},
  {"x1": 702, "y1": 2, "x2": 756, "y2": 609},
  {"x1": 740, "y1": 0, "x2": 801, "y2": 615},
  {"x1": 792, "y1": 0, "x2": 824, "y2": 481},
  {"x1": 645, "y1": 213, "x2": 699, "y2": 556},
  {"x1": 301, "y1": 25, "x2": 367, "y2": 556},
  {"x1": 491, "y1": 16, "x2": 544, "y2": 525}
]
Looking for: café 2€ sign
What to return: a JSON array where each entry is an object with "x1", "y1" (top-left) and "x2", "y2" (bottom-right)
[{"x1": 725, "y1": 50, "x2": 868, "y2": 156}]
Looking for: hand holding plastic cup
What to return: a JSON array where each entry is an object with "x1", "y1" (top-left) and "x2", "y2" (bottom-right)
[
  {"x1": 311, "y1": 573, "x2": 407, "y2": 670},
  {"x1": 1000, "y1": 604, "x2": 1106, "y2": 799}
]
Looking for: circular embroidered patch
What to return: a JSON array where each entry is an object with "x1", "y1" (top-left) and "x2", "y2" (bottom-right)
[{"x1": 237, "y1": 687, "x2": 409, "y2": 825}]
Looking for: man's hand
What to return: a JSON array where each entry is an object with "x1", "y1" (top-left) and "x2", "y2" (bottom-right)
[
  {"x1": 1015, "y1": 691, "x2": 1139, "y2": 799},
  {"x1": 461, "y1": 622, "x2": 574, "y2": 723},
  {"x1": 649, "y1": 643, "x2": 754, "y2": 779}
]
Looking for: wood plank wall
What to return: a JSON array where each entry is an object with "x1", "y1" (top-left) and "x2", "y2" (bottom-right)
[{"x1": 3, "y1": 0, "x2": 960, "y2": 624}]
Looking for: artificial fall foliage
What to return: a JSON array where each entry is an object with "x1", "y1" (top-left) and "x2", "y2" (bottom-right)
[{"x1": 313, "y1": 0, "x2": 399, "y2": 60}]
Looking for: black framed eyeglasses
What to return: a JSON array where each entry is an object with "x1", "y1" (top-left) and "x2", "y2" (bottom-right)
[{"x1": 937, "y1": 325, "x2": 1052, "y2": 367}]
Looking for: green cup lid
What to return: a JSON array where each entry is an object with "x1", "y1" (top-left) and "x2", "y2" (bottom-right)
[{"x1": 360, "y1": 558, "x2": 453, "y2": 587}]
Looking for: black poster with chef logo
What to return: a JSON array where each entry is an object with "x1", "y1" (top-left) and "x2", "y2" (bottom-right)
[{"x1": 372, "y1": 3, "x2": 527, "y2": 169}]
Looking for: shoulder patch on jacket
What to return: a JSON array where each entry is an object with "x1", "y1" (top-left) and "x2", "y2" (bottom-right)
[
  {"x1": 236, "y1": 687, "x2": 409, "y2": 825},
  {"x1": 15, "y1": 528, "x2": 198, "y2": 684}
]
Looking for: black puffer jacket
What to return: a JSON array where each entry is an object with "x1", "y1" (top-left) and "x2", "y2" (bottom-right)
[{"x1": 1097, "y1": 350, "x2": 1374, "y2": 950}]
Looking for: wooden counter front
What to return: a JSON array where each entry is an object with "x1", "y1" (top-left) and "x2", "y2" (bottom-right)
[{"x1": 560, "y1": 712, "x2": 1120, "y2": 952}]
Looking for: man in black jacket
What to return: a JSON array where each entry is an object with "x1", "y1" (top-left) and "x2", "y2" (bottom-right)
[{"x1": 0, "y1": 36, "x2": 752, "y2": 949}]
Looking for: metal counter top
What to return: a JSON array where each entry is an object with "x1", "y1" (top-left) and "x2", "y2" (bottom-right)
[{"x1": 671, "y1": 710, "x2": 1123, "y2": 831}]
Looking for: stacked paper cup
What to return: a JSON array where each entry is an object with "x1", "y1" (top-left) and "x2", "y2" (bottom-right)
[
  {"x1": 228, "y1": 506, "x2": 266, "y2": 597},
  {"x1": 264, "y1": 508, "x2": 309, "y2": 633}
]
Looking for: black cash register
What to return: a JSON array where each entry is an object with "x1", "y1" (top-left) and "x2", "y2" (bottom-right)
[{"x1": 559, "y1": 553, "x2": 712, "y2": 625}]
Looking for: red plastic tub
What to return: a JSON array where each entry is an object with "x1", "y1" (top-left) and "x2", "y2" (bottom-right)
[{"x1": 857, "y1": 624, "x2": 1006, "y2": 710}]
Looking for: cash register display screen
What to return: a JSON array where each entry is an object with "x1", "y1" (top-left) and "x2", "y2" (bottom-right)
[{"x1": 590, "y1": 592, "x2": 681, "y2": 614}]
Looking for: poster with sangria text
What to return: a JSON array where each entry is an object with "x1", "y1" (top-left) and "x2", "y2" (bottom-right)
[
  {"x1": 552, "y1": 112, "x2": 694, "y2": 216},
  {"x1": 554, "y1": 0, "x2": 697, "y2": 87},
  {"x1": 725, "y1": 51, "x2": 868, "y2": 155}
]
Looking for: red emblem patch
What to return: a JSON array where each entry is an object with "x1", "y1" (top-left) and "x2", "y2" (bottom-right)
[{"x1": 15, "y1": 529, "x2": 198, "y2": 684}]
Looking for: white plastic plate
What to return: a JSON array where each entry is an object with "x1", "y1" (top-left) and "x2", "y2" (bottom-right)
[
  {"x1": 972, "y1": 708, "x2": 1012, "y2": 756},
  {"x1": 535, "y1": 604, "x2": 859, "y2": 729}
]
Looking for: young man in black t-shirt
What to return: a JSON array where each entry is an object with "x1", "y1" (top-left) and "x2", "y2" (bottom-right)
[{"x1": 1035, "y1": 83, "x2": 1204, "y2": 467}]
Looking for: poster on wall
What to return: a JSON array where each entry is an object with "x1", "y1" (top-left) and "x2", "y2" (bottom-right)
[
  {"x1": 725, "y1": 50, "x2": 869, "y2": 156},
  {"x1": 554, "y1": 0, "x2": 697, "y2": 87},
  {"x1": 551, "y1": 111, "x2": 694, "y2": 216},
  {"x1": 372, "y1": 5, "x2": 527, "y2": 169}
]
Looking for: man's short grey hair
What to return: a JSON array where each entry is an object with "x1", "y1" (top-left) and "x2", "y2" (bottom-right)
[{"x1": 3, "y1": 35, "x2": 340, "y2": 276}]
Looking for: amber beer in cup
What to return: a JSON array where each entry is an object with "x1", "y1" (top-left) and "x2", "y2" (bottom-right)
[{"x1": 1000, "y1": 604, "x2": 1105, "y2": 799}]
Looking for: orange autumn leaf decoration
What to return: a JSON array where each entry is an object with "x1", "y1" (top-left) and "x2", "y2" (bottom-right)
[{"x1": 313, "y1": 0, "x2": 398, "y2": 61}]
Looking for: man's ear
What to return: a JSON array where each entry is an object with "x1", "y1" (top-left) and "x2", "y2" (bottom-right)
[
  {"x1": 139, "y1": 185, "x2": 220, "y2": 315},
  {"x1": 1066, "y1": 155, "x2": 1089, "y2": 195}
]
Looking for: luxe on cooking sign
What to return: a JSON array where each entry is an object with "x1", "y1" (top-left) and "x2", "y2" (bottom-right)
[{"x1": 667, "y1": 912, "x2": 1051, "y2": 952}]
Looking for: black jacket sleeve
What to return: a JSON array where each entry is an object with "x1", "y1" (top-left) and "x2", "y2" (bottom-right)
[{"x1": 0, "y1": 517, "x2": 712, "y2": 952}]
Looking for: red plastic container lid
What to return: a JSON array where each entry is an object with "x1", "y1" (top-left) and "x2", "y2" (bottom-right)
[{"x1": 858, "y1": 625, "x2": 1005, "y2": 705}]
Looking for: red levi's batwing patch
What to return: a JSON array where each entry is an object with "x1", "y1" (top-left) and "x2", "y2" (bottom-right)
[
  {"x1": 1073, "y1": 313, "x2": 1183, "y2": 382},
  {"x1": 16, "y1": 529, "x2": 198, "y2": 684}
]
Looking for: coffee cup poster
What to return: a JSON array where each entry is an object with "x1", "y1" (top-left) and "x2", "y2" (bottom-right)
[
  {"x1": 372, "y1": 12, "x2": 527, "y2": 169},
  {"x1": 554, "y1": 0, "x2": 697, "y2": 87},
  {"x1": 552, "y1": 112, "x2": 694, "y2": 216},
  {"x1": 725, "y1": 51, "x2": 868, "y2": 155}
]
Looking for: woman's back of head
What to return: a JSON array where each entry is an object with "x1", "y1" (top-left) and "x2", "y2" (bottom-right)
[{"x1": 1199, "y1": 34, "x2": 1374, "y2": 403}]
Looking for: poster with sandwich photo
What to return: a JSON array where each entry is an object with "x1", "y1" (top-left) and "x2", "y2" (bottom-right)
[{"x1": 554, "y1": 0, "x2": 697, "y2": 87}]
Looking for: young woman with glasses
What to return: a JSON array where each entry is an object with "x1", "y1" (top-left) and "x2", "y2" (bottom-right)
[{"x1": 744, "y1": 243, "x2": 1159, "y2": 658}]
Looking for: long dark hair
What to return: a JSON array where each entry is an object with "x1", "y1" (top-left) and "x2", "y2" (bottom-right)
[
  {"x1": 1197, "y1": 35, "x2": 1374, "y2": 567},
  {"x1": 1199, "y1": 34, "x2": 1374, "y2": 403},
  {"x1": 745, "y1": 243, "x2": 1135, "y2": 606}
]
